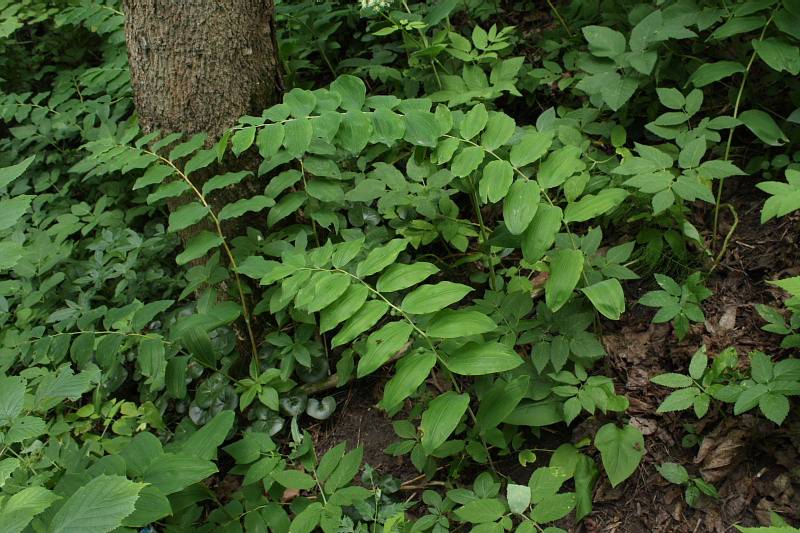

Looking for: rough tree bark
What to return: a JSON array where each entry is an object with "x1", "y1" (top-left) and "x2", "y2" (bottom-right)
[{"x1": 123, "y1": 0, "x2": 282, "y2": 240}]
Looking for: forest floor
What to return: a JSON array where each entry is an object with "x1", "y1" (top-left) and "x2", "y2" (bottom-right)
[{"x1": 307, "y1": 174, "x2": 800, "y2": 533}]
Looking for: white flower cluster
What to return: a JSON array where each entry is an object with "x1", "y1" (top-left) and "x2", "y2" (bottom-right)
[{"x1": 361, "y1": 0, "x2": 392, "y2": 9}]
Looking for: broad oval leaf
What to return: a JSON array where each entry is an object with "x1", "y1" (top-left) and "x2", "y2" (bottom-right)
[
  {"x1": 545, "y1": 249, "x2": 584, "y2": 312},
  {"x1": 420, "y1": 391, "x2": 470, "y2": 454},
  {"x1": 401, "y1": 281, "x2": 473, "y2": 315},
  {"x1": 376, "y1": 262, "x2": 439, "y2": 293},
  {"x1": 522, "y1": 204, "x2": 562, "y2": 263},
  {"x1": 564, "y1": 188, "x2": 629, "y2": 223},
  {"x1": 510, "y1": 130, "x2": 554, "y2": 168},
  {"x1": 356, "y1": 239, "x2": 409, "y2": 278},
  {"x1": 446, "y1": 342, "x2": 523, "y2": 375},
  {"x1": 580, "y1": 278, "x2": 625, "y2": 320},
  {"x1": 594, "y1": 423, "x2": 644, "y2": 487},
  {"x1": 425, "y1": 309, "x2": 496, "y2": 338},
  {"x1": 503, "y1": 179, "x2": 540, "y2": 235},
  {"x1": 331, "y1": 300, "x2": 389, "y2": 348},
  {"x1": 357, "y1": 321, "x2": 413, "y2": 378},
  {"x1": 378, "y1": 349, "x2": 436, "y2": 410},
  {"x1": 50, "y1": 475, "x2": 145, "y2": 533},
  {"x1": 476, "y1": 376, "x2": 529, "y2": 433}
]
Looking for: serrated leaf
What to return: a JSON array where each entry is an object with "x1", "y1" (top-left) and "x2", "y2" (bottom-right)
[{"x1": 50, "y1": 475, "x2": 145, "y2": 533}]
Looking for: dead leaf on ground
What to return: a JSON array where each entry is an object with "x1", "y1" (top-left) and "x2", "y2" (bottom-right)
[{"x1": 694, "y1": 418, "x2": 754, "y2": 484}]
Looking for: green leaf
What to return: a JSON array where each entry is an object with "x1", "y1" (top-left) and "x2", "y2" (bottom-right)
[
  {"x1": 379, "y1": 349, "x2": 436, "y2": 410},
  {"x1": 657, "y1": 388, "x2": 698, "y2": 412},
  {"x1": 689, "y1": 347, "x2": 708, "y2": 381},
  {"x1": 331, "y1": 300, "x2": 389, "y2": 348},
  {"x1": 596, "y1": 72, "x2": 638, "y2": 111},
  {"x1": 0, "y1": 486, "x2": 60, "y2": 533},
  {"x1": 0, "y1": 155, "x2": 34, "y2": 188},
  {"x1": 582, "y1": 25, "x2": 627, "y2": 58},
  {"x1": 0, "y1": 195, "x2": 33, "y2": 231},
  {"x1": 651, "y1": 373, "x2": 693, "y2": 388},
  {"x1": 231, "y1": 127, "x2": 256, "y2": 156},
  {"x1": 451, "y1": 145, "x2": 485, "y2": 177},
  {"x1": 545, "y1": 249, "x2": 584, "y2": 312},
  {"x1": 425, "y1": 309, "x2": 496, "y2": 338},
  {"x1": 256, "y1": 123, "x2": 284, "y2": 158},
  {"x1": 655, "y1": 462, "x2": 690, "y2": 485},
  {"x1": 169, "y1": 133, "x2": 207, "y2": 161},
  {"x1": 401, "y1": 281, "x2": 473, "y2": 315},
  {"x1": 377, "y1": 262, "x2": 439, "y2": 293},
  {"x1": 6, "y1": 416, "x2": 45, "y2": 443},
  {"x1": 455, "y1": 498, "x2": 507, "y2": 523},
  {"x1": 739, "y1": 109, "x2": 788, "y2": 146},
  {"x1": 564, "y1": 188, "x2": 628, "y2": 222},
  {"x1": 121, "y1": 432, "x2": 164, "y2": 477},
  {"x1": 356, "y1": 238, "x2": 409, "y2": 277},
  {"x1": 371, "y1": 108, "x2": 406, "y2": 146},
  {"x1": 305, "y1": 271, "x2": 351, "y2": 313},
  {"x1": 594, "y1": 423, "x2": 644, "y2": 487},
  {"x1": 538, "y1": 146, "x2": 584, "y2": 189},
  {"x1": 290, "y1": 502, "x2": 322, "y2": 533},
  {"x1": 122, "y1": 486, "x2": 171, "y2": 528},
  {"x1": 530, "y1": 493, "x2": 576, "y2": 523},
  {"x1": 320, "y1": 284, "x2": 369, "y2": 333},
  {"x1": 336, "y1": 110, "x2": 372, "y2": 153},
  {"x1": 181, "y1": 410, "x2": 234, "y2": 460},
  {"x1": 678, "y1": 136, "x2": 706, "y2": 169},
  {"x1": 760, "y1": 393, "x2": 790, "y2": 425},
  {"x1": 168, "y1": 202, "x2": 210, "y2": 232},
  {"x1": 753, "y1": 38, "x2": 800, "y2": 75},
  {"x1": 446, "y1": 342, "x2": 523, "y2": 375},
  {"x1": 50, "y1": 475, "x2": 145, "y2": 533},
  {"x1": 284, "y1": 88, "x2": 316, "y2": 117},
  {"x1": 358, "y1": 321, "x2": 413, "y2": 377},
  {"x1": 656, "y1": 88, "x2": 685, "y2": 110},
  {"x1": 0, "y1": 242, "x2": 25, "y2": 270},
  {"x1": 510, "y1": 130, "x2": 554, "y2": 168},
  {"x1": 507, "y1": 484, "x2": 531, "y2": 514},
  {"x1": 176, "y1": 231, "x2": 223, "y2": 265},
  {"x1": 325, "y1": 446, "x2": 363, "y2": 492},
  {"x1": 460, "y1": 103, "x2": 488, "y2": 140},
  {"x1": 420, "y1": 391, "x2": 470, "y2": 454},
  {"x1": 688, "y1": 61, "x2": 745, "y2": 87},
  {"x1": 142, "y1": 454, "x2": 217, "y2": 495},
  {"x1": 503, "y1": 179, "x2": 540, "y2": 235},
  {"x1": 522, "y1": 204, "x2": 562, "y2": 263},
  {"x1": 480, "y1": 159, "x2": 514, "y2": 203},
  {"x1": 404, "y1": 110, "x2": 440, "y2": 147},
  {"x1": 283, "y1": 118, "x2": 313, "y2": 158},
  {"x1": 267, "y1": 191, "x2": 306, "y2": 227},
  {"x1": 182, "y1": 326, "x2": 217, "y2": 367},
  {"x1": 218, "y1": 195, "x2": 275, "y2": 221},
  {"x1": 476, "y1": 376, "x2": 529, "y2": 432},
  {"x1": 331, "y1": 75, "x2": 367, "y2": 112},
  {"x1": 0, "y1": 376, "x2": 25, "y2": 425},
  {"x1": 581, "y1": 279, "x2": 625, "y2": 320},
  {"x1": 272, "y1": 469, "x2": 316, "y2": 490},
  {"x1": 481, "y1": 112, "x2": 516, "y2": 151}
]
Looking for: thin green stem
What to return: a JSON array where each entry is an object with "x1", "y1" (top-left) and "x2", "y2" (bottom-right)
[
  {"x1": 711, "y1": 11, "x2": 775, "y2": 251},
  {"x1": 546, "y1": 0, "x2": 572, "y2": 38},
  {"x1": 144, "y1": 150, "x2": 261, "y2": 371}
]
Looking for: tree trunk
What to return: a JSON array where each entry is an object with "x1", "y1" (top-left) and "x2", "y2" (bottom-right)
[{"x1": 123, "y1": 0, "x2": 282, "y2": 241}]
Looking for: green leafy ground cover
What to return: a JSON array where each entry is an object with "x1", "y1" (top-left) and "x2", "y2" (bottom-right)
[{"x1": 1, "y1": 0, "x2": 800, "y2": 531}]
